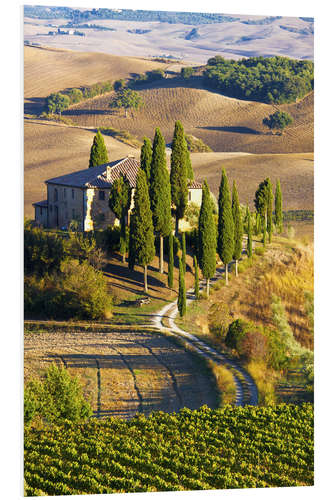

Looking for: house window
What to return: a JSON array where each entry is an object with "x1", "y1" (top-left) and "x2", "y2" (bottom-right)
[
  {"x1": 40, "y1": 207, "x2": 43, "y2": 215},
  {"x1": 188, "y1": 191, "x2": 192, "y2": 202},
  {"x1": 54, "y1": 188, "x2": 58, "y2": 202},
  {"x1": 72, "y1": 209, "x2": 75, "y2": 219},
  {"x1": 72, "y1": 189, "x2": 75, "y2": 199},
  {"x1": 99, "y1": 190, "x2": 105, "y2": 201},
  {"x1": 49, "y1": 205, "x2": 53, "y2": 213},
  {"x1": 64, "y1": 188, "x2": 66, "y2": 198}
]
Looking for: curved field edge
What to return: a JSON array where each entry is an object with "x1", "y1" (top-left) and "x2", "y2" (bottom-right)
[{"x1": 24, "y1": 403, "x2": 314, "y2": 495}]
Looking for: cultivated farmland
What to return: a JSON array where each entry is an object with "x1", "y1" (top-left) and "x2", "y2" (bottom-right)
[{"x1": 24, "y1": 327, "x2": 218, "y2": 419}]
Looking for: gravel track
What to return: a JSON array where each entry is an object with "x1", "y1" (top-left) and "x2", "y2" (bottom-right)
[{"x1": 151, "y1": 266, "x2": 258, "y2": 407}]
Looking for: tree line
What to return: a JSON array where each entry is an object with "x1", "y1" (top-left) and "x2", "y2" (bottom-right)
[
  {"x1": 101, "y1": 121, "x2": 284, "y2": 315},
  {"x1": 203, "y1": 55, "x2": 314, "y2": 104}
]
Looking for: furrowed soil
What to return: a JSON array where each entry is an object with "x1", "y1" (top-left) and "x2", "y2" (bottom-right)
[
  {"x1": 24, "y1": 327, "x2": 218, "y2": 419},
  {"x1": 24, "y1": 46, "x2": 169, "y2": 115},
  {"x1": 63, "y1": 83, "x2": 313, "y2": 153}
]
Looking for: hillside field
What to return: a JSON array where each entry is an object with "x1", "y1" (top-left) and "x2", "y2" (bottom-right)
[
  {"x1": 24, "y1": 46, "x2": 169, "y2": 115},
  {"x1": 24, "y1": 119, "x2": 313, "y2": 220},
  {"x1": 63, "y1": 85, "x2": 313, "y2": 154}
]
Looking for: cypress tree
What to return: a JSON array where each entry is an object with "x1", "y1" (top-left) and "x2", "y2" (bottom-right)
[
  {"x1": 168, "y1": 232, "x2": 174, "y2": 288},
  {"x1": 89, "y1": 130, "x2": 109, "y2": 168},
  {"x1": 198, "y1": 180, "x2": 217, "y2": 296},
  {"x1": 185, "y1": 148, "x2": 194, "y2": 180},
  {"x1": 266, "y1": 178, "x2": 273, "y2": 243},
  {"x1": 140, "y1": 137, "x2": 152, "y2": 183},
  {"x1": 246, "y1": 205, "x2": 253, "y2": 258},
  {"x1": 170, "y1": 120, "x2": 188, "y2": 234},
  {"x1": 128, "y1": 169, "x2": 155, "y2": 292},
  {"x1": 194, "y1": 255, "x2": 199, "y2": 299},
  {"x1": 181, "y1": 232, "x2": 186, "y2": 273},
  {"x1": 254, "y1": 178, "x2": 272, "y2": 246},
  {"x1": 232, "y1": 181, "x2": 243, "y2": 277},
  {"x1": 150, "y1": 128, "x2": 172, "y2": 274},
  {"x1": 217, "y1": 169, "x2": 234, "y2": 285},
  {"x1": 177, "y1": 259, "x2": 186, "y2": 317},
  {"x1": 275, "y1": 179, "x2": 283, "y2": 234},
  {"x1": 109, "y1": 175, "x2": 131, "y2": 263}
]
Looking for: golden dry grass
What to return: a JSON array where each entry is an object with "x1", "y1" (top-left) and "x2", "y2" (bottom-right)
[
  {"x1": 24, "y1": 120, "x2": 139, "y2": 217},
  {"x1": 191, "y1": 151, "x2": 314, "y2": 210},
  {"x1": 24, "y1": 46, "x2": 169, "y2": 114},
  {"x1": 211, "y1": 241, "x2": 314, "y2": 350},
  {"x1": 63, "y1": 83, "x2": 313, "y2": 153}
]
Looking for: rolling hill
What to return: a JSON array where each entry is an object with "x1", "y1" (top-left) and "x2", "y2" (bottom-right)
[
  {"x1": 24, "y1": 46, "x2": 170, "y2": 115},
  {"x1": 63, "y1": 83, "x2": 313, "y2": 154}
]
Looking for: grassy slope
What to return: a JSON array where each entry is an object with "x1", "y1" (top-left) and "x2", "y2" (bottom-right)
[
  {"x1": 24, "y1": 46, "x2": 169, "y2": 114},
  {"x1": 63, "y1": 82, "x2": 313, "y2": 153}
]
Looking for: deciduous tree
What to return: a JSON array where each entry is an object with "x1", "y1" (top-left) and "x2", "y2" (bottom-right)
[{"x1": 109, "y1": 88, "x2": 143, "y2": 117}]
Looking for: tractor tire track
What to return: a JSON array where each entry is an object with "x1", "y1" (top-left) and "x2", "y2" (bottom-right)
[
  {"x1": 135, "y1": 341, "x2": 184, "y2": 409},
  {"x1": 108, "y1": 345, "x2": 144, "y2": 414}
]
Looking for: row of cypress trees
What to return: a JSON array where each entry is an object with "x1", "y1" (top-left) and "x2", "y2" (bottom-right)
[{"x1": 128, "y1": 121, "x2": 193, "y2": 293}]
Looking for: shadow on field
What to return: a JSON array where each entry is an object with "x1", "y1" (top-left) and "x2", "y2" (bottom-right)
[
  {"x1": 24, "y1": 97, "x2": 46, "y2": 115},
  {"x1": 199, "y1": 125, "x2": 261, "y2": 135}
]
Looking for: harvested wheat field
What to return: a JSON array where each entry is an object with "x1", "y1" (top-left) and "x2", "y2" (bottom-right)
[
  {"x1": 64, "y1": 84, "x2": 313, "y2": 154},
  {"x1": 24, "y1": 120, "x2": 138, "y2": 217},
  {"x1": 24, "y1": 327, "x2": 218, "y2": 419},
  {"x1": 24, "y1": 46, "x2": 169, "y2": 115},
  {"x1": 191, "y1": 151, "x2": 314, "y2": 211}
]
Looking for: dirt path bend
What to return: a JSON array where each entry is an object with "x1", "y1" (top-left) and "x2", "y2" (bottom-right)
[{"x1": 151, "y1": 266, "x2": 258, "y2": 407}]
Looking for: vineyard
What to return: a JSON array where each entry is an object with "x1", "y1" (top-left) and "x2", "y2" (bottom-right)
[{"x1": 24, "y1": 404, "x2": 313, "y2": 495}]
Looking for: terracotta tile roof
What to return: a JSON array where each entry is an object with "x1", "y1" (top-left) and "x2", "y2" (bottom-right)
[
  {"x1": 46, "y1": 157, "x2": 140, "y2": 189},
  {"x1": 33, "y1": 200, "x2": 48, "y2": 207},
  {"x1": 188, "y1": 180, "x2": 202, "y2": 189}
]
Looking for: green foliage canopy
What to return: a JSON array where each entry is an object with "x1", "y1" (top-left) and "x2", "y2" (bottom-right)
[{"x1": 89, "y1": 130, "x2": 109, "y2": 168}]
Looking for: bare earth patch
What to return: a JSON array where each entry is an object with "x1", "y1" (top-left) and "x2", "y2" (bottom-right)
[{"x1": 24, "y1": 328, "x2": 218, "y2": 419}]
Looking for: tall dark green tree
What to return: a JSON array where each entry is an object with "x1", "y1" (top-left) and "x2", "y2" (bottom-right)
[
  {"x1": 254, "y1": 178, "x2": 272, "y2": 246},
  {"x1": 109, "y1": 175, "x2": 131, "y2": 263},
  {"x1": 140, "y1": 137, "x2": 153, "y2": 183},
  {"x1": 246, "y1": 205, "x2": 253, "y2": 258},
  {"x1": 275, "y1": 179, "x2": 283, "y2": 234},
  {"x1": 128, "y1": 170, "x2": 155, "y2": 292},
  {"x1": 198, "y1": 180, "x2": 216, "y2": 296},
  {"x1": 168, "y1": 233, "x2": 174, "y2": 288},
  {"x1": 194, "y1": 255, "x2": 199, "y2": 299},
  {"x1": 181, "y1": 232, "x2": 186, "y2": 273},
  {"x1": 177, "y1": 259, "x2": 186, "y2": 317},
  {"x1": 232, "y1": 181, "x2": 243, "y2": 277},
  {"x1": 170, "y1": 120, "x2": 188, "y2": 234},
  {"x1": 150, "y1": 128, "x2": 172, "y2": 274},
  {"x1": 217, "y1": 169, "x2": 234, "y2": 285},
  {"x1": 185, "y1": 148, "x2": 194, "y2": 180},
  {"x1": 89, "y1": 130, "x2": 109, "y2": 168},
  {"x1": 266, "y1": 178, "x2": 273, "y2": 243}
]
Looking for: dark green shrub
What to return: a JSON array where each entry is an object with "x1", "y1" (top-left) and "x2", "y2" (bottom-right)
[
  {"x1": 225, "y1": 319, "x2": 248, "y2": 351},
  {"x1": 24, "y1": 227, "x2": 66, "y2": 277}
]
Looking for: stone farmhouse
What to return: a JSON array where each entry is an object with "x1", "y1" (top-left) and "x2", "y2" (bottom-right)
[{"x1": 33, "y1": 156, "x2": 202, "y2": 231}]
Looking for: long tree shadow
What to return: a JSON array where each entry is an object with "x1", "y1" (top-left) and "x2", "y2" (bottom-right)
[
  {"x1": 103, "y1": 262, "x2": 166, "y2": 290},
  {"x1": 198, "y1": 125, "x2": 261, "y2": 135},
  {"x1": 24, "y1": 97, "x2": 46, "y2": 115}
]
